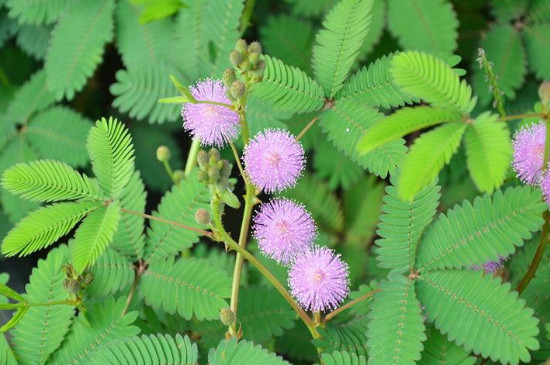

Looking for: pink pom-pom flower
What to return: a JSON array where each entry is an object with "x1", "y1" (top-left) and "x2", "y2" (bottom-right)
[
  {"x1": 243, "y1": 129, "x2": 305, "y2": 193},
  {"x1": 288, "y1": 247, "x2": 349, "y2": 312},
  {"x1": 253, "y1": 198, "x2": 316, "y2": 265},
  {"x1": 512, "y1": 122, "x2": 546, "y2": 184},
  {"x1": 181, "y1": 79, "x2": 240, "y2": 147}
]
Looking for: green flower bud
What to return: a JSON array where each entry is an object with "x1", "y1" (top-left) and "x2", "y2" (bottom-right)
[
  {"x1": 195, "y1": 208, "x2": 211, "y2": 225},
  {"x1": 208, "y1": 149, "x2": 220, "y2": 164},
  {"x1": 222, "y1": 68, "x2": 236, "y2": 87},
  {"x1": 248, "y1": 41, "x2": 262, "y2": 55},
  {"x1": 248, "y1": 52, "x2": 259, "y2": 65},
  {"x1": 230, "y1": 80, "x2": 246, "y2": 99},
  {"x1": 197, "y1": 150, "x2": 209, "y2": 168},
  {"x1": 156, "y1": 145, "x2": 171, "y2": 162},
  {"x1": 539, "y1": 81, "x2": 550, "y2": 108},
  {"x1": 63, "y1": 278, "x2": 81, "y2": 294},
  {"x1": 198, "y1": 169, "x2": 209, "y2": 183},
  {"x1": 173, "y1": 170, "x2": 185, "y2": 184},
  {"x1": 235, "y1": 39, "x2": 248, "y2": 53},
  {"x1": 220, "y1": 307, "x2": 236, "y2": 326},
  {"x1": 208, "y1": 166, "x2": 220, "y2": 182},
  {"x1": 221, "y1": 160, "x2": 232, "y2": 178},
  {"x1": 229, "y1": 50, "x2": 243, "y2": 67}
]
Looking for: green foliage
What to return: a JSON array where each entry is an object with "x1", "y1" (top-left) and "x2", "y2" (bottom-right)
[
  {"x1": 0, "y1": 334, "x2": 17, "y2": 365},
  {"x1": 397, "y1": 122, "x2": 467, "y2": 201},
  {"x1": 44, "y1": 0, "x2": 114, "y2": 100},
  {"x1": 416, "y1": 270, "x2": 540, "y2": 364},
  {"x1": 11, "y1": 245, "x2": 74, "y2": 365},
  {"x1": 15, "y1": 24, "x2": 50, "y2": 60},
  {"x1": 88, "y1": 248, "x2": 135, "y2": 296},
  {"x1": 416, "y1": 186, "x2": 546, "y2": 271},
  {"x1": 251, "y1": 55, "x2": 325, "y2": 114},
  {"x1": 88, "y1": 334, "x2": 198, "y2": 365},
  {"x1": 464, "y1": 112, "x2": 512, "y2": 193},
  {"x1": 524, "y1": 23, "x2": 550, "y2": 80},
  {"x1": 5, "y1": 0, "x2": 69, "y2": 25},
  {"x1": 376, "y1": 179, "x2": 440, "y2": 273},
  {"x1": 312, "y1": 0, "x2": 373, "y2": 98},
  {"x1": 318, "y1": 351, "x2": 367, "y2": 365},
  {"x1": 387, "y1": 0, "x2": 458, "y2": 57},
  {"x1": 367, "y1": 274, "x2": 426, "y2": 365},
  {"x1": 314, "y1": 139, "x2": 363, "y2": 191},
  {"x1": 420, "y1": 327, "x2": 475, "y2": 365},
  {"x1": 209, "y1": 339, "x2": 291, "y2": 365},
  {"x1": 140, "y1": 257, "x2": 231, "y2": 320},
  {"x1": 391, "y1": 51, "x2": 477, "y2": 114},
  {"x1": 313, "y1": 315, "x2": 369, "y2": 358}
]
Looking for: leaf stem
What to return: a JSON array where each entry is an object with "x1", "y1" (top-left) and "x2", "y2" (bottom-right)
[
  {"x1": 194, "y1": 100, "x2": 234, "y2": 109},
  {"x1": 323, "y1": 289, "x2": 380, "y2": 322},
  {"x1": 184, "y1": 139, "x2": 201, "y2": 177},
  {"x1": 228, "y1": 141, "x2": 247, "y2": 183},
  {"x1": 162, "y1": 160, "x2": 176, "y2": 184},
  {"x1": 296, "y1": 116, "x2": 319, "y2": 141},
  {"x1": 498, "y1": 112, "x2": 543, "y2": 122},
  {"x1": 122, "y1": 260, "x2": 147, "y2": 316},
  {"x1": 26, "y1": 299, "x2": 74, "y2": 307}
]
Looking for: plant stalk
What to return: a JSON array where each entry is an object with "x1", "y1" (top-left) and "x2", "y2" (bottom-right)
[{"x1": 184, "y1": 138, "x2": 202, "y2": 177}]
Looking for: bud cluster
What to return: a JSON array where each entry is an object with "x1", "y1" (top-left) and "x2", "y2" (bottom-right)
[
  {"x1": 197, "y1": 148, "x2": 240, "y2": 209},
  {"x1": 223, "y1": 39, "x2": 266, "y2": 102},
  {"x1": 62, "y1": 264, "x2": 94, "y2": 297}
]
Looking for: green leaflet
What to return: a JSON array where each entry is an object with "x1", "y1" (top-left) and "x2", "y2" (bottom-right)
[
  {"x1": 209, "y1": 339, "x2": 291, "y2": 365},
  {"x1": 140, "y1": 257, "x2": 231, "y2": 321},
  {"x1": 367, "y1": 274, "x2": 426, "y2": 365},
  {"x1": 15, "y1": 23, "x2": 50, "y2": 60},
  {"x1": 317, "y1": 351, "x2": 367, "y2": 365},
  {"x1": 87, "y1": 247, "x2": 135, "y2": 296},
  {"x1": 87, "y1": 117, "x2": 135, "y2": 199},
  {"x1": 44, "y1": 0, "x2": 115, "y2": 100},
  {"x1": 358, "y1": 106, "x2": 462, "y2": 155},
  {"x1": 71, "y1": 203, "x2": 121, "y2": 274},
  {"x1": 528, "y1": 0, "x2": 550, "y2": 23},
  {"x1": 376, "y1": 179, "x2": 440, "y2": 273},
  {"x1": 314, "y1": 139, "x2": 363, "y2": 191},
  {"x1": 11, "y1": 245, "x2": 74, "y2": 365},
  {"x1": 387, "y1": 0, "x2": 458, "y2": 57},
  {"x1": 313, "y1": 315, "x2": 369, "y2": 359},
  {"x1": 416, "y1": 270, "x2": 540, "y2": 364},
  {"x1": 420, "y1": 326, "x2": 476, "y2": 365},
  {"x1": 2, "y1": 159, "x2": 102, "y2": 202},
  {"x1": 391, "y1": 51, "x2": 476, "y2": 114},
  {"x1": 397, "y1": 122, "x2": 467, "y2": 201},
  {"x1": 0, "y1": 334, "x2": 17, "y2": 365},
  {"x1": 312, "y1": 0, "x2": 373, "y2": 97},
  {"x1": 1, "y1": 201, "x2": 99, "y2": 257},
  {"x1": 50, "y1": 297, "x2": 140, "y2": 365},
  {"x1": 5, "y1": 0, "x2": 69, "y2": 25},
  {"x1": 356, "y1": 0, "x2": 385, "y2": 60},
  {"x1": 524, "y1": 23, "x2": 550, "y2": 80},
  {"x1": 275, "y1": 321, "x2": 318, "y2": 362},
  {"x1": 250, "y1": 55, "x2": 325, "y2": 114},
  {"x1": 464, "y1": 112, "x2": 512, "y2": 193},
  {"x1": 416, "y1": 186, "x2": 546, "y2": 272}
]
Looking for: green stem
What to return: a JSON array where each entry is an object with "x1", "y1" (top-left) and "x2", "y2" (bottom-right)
[
  {"x1": 296, "y1": 116, "x2": 319, "y2": 141},
  {"x1": 228, "y1": 141, "x2": 247, "y2": 183},
  {"x1": 517, "y1": 211, "x2": 550, "y2": 293},
  {"x1": 26, "y1": 299, "x2": 74, "y2": 307},
  {"x1": 499, "y1": 112, "x2": 543, "y2": 122},
  {"x1": 121, "y1": 208, "x2": 213, "y2": 238},
  {"x1": 184, "y1": 138, "x2": 201, "y2": 177},
  {"x1": 195, "y1": 100, "x2": 234, "y2": 109},
  {"x1": 121, "y1": 261, "x2": 147, "y2": 316},
  {"x1": 323, "y1": 289, "x2": 380, "y2": 322},
  {"x1": 162, "y1": 160, "x2": 176, "y2": 183},
  {"x1": 239, "y1": 0, "x2": 256, "y2": 35}
]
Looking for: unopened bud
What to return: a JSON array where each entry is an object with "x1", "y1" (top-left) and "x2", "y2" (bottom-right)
[
  {"x1": 235, "y1": 39, "x2": 248, "y2": 53},
  {"x1": 248, "y1": 41, "x2": 262, "y2": 55},
  {"x1": 230, "y1": 81, "x2": 246, "y2": 99},
  {"x1": 248, "y1": 52, "x2": 259, "y2": 65},
  {"x1": 220, "y1": 307, "x2": 235, "y2": 326},
  {"x1": 229, "y1": 50, "x2": 243, "y2": 67},
  {"x1": 208, "y1": 149, "x2": 220, "y2": 164},
  {"x1": 195, "y1": 208, "x2": 211, "y2": 225},
  {"x1": 198, "y1": 170, "x2": 209, "y2": 183},
  {"x1": 208, "y1": 166, "x2": 220, "y2": 182},
  {"x1": 82, "y1": 272, "x2": 94, "y2": 286},
  {"x1": 539, "y1": 81, "x2": 550, "y2": 108},
  {"x1": 156, "y1": 146, "x2": 171, "y2": 162},
  {"x1": 63, "y1": 279, "x2": 81, "y2": 294},
  {"x1": 222, "y1": 68, "x2": 236, "y2": 87},
  {"x1": 221, "y1": 160, "x2": 232, "y2": 178},
  {"x1": 173, "y1": 170, "x2": 185, "y2": 184},
  {"x1": 197, "y1": 150, "x2": 209, "y2": 168}
]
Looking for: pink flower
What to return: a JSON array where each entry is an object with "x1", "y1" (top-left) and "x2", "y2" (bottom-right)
[
  {"x1": 288, "y1": 247, "x2": 349, "y2": 312},
  {"x1": 182, "y1": 80, "x2": 240, "y2": 147},
  {"x1": 512, "y1": 122, "x2": 546, "y2": 184},
  {"x1": 253, "y1": 198, "x2": 316, "y2": 265},
  {"x1": 541, "y1": 171, "x2": 550, "y2": 206},
  {"x1": 243, "y1": 129, "x2": 305, "y2": 193}
]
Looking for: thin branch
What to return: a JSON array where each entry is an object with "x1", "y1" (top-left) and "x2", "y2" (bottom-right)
[
  {"x1": 324, "y1": 289, "x2": 380, "y2": 323},
  {"x1": 499, "y1": 112, "x2": 544, "y2": 122},
  {"x1": 295, "y1": 116, "x2": 319, "y2": 141},
  {"x1": 228, "y1": 141, "x2": 248, "y2": 184},
  {"x1": 122, "y1": 261, "x2": 147, "y2": 316}
]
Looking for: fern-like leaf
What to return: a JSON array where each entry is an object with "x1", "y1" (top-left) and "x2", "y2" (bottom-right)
[
  {"x1": 250, "y1": 55, "x2": 325, "y2": 114},
  {"x1": 367, "y1": 274, "x2": 426, "y2": 364},
  {"x1": 420, "y1": 326, "x2": 476, "y2": 365},
  {"x1": 15, "y1": 24, "x2": 50, "y2": 60},
  {"x1": 312, "y1": 0, "x2": 373, "y2": 97},
  {"x1": 416, "y1": 270, "x2": 540, "y2": 364},
  {"x1": 416, "y1": 186, "x2": 546, "y2": 272},
  {"x1": 464, "y1": 112, "x2": 512, "y2": 193},
  {"x1": 6, "y1": 0, "x2": 69, "y2": 24},
  {"x1": 88, "y1": 334, "x2": 198, "y2": 364},
  {"x1": 1, "y1": 201, "x2": 99, "y2": 257},
  {"x1": 528, "y1": 0, "x2": 550, "y2": 23},
  {"x1": 144, "y1": 172, "x2": 210, "y2": 262},
  {"x1": 313, "y1": 315, "x2": 369, "y2": 358},
  {"x1": 524, "y1": 23, "x2": 550, "y2": 80},
  {"x1": 387, "y1": 0, "x2": 458, "y2": 56},
  {"x1": 0, "y1": 334, "x2": 17, "y2": 365},
  {"x1": 50, "y1": 297, "x2": 139, "y2": 365},
  {"x1": 320, "y1": 99, "x2": 407, "y2": 178},
  {"x1": 358, "y1": 106, "x2": 462, "y2": 154},
  {"x1": 2, "y1": 160, "x2": 102, "y2": 202},
  {"x1": 209, "y1": 339, "x2": 291, "y2": 365},
  {"x1": 397, "y1": 122, "x2": 467, "y2": 201},
  {"x1": 44, "y1": 0, "x2": 114, "y2": 100},
  {"x1": 376, "y1": 179, "x2": 440, "y2": 273},
  {"x1": 88, "y1": 248, "x2": 135, "y2": 296},
  {"x1": 314, "y1": 139, "x2": 363, "y2": 191},
  {"x1": 87, "y1": 117, "x2": 135, "y2": 199},
  {"x1": 140, "y1": 257, "x2": 231, "y2": 321},
  {"x1": 391, "y1": 51, "x2": 476, "y2": 114},
  {"x1": 318, "y1": 351, "x2": 366, "y2": 365},
  {"x1": 71, "y1": 203, "x2": 121, "y2": 274},
  {"x1": 25, "y1": 107, "x2": 91, "y2": 167},
  {"x1": 336, "y1": 54, "x2": 417, "y2": 108},
  {"x1": 11, "y1": 245, "x2": 74, "y2": 365}
]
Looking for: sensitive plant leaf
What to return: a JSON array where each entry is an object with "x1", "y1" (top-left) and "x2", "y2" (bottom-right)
[
  {"x1": 71, "y1": 203, "x2": 121, "y2": 274},
  {"x1": 15, "y1": 24, "x2": 50, "y2": 60},
  {"x1": 0, "y1": 305, "x2": 28, "y2": 333},
  {"x1": 285, "y1": 0, "x2": 338, "y2": 17},
  {"x1": 490, "y1": 0, "x2": 529, "y2": 21},
  {"x1": 140, "y1": 257, "x2": 231, "y2": 321},
  {"x1": 391, "y1": 51, "x2": 476, "y2": 114},
  {"x1": 11, "y1": 245, "x2": 74, "y2": 365},
  {"x1": 336, "y1": 54, "x2": 417, "y2": 109},
  {"x1": 524, "y1": 23, "x2": 550, "y2": 80},
  {"x1": 87, "y1": 248, "x2": 135, "y2": 296},
  {"x1": 416, "y1": 186, "x2": 546, "y2": 272},
  {"x1": 464, "y1": 112, "x2": 512, "y2": 193},
  {"x1": 209, "y1": 339, "x2": 291, "y2": 365},
  {"x1": 276, "y1": 322, "x2": 318, "y2": 362},
  {"x1": 87, "y1": 117, "x2": 135, "y2": 199},
  {"x1": 2, "y1": 160, "x2": 102, "y2": 202},
  {"x1": 44, "y1": 0, "x2": 115, "y2": 100},
  {"x1": 250, "y1": 55, "x2": 325, "y2": 114},
  {"x1": 416, "y1": 270, "x2": 540, "y2": 364},
  {"x1": 420, "y1": 326, "x2": 476, "y2": 365},
  {"x1": 387, "y1": 0, "x2": 458, "y2": 56},
  {"x1": 5, "y1": 0, "x2": 70, "y2": 24},
  {"x1": 1, "y1": 201, "x2": 99, "y2": 257},
  {"x1": 528, "y1": 0, "x2": 550, "y2": 23},
  {"x1": 313, "y1": 315, "x2": 369, "y2": 358},
  {"x1": 246, "y1": 95, "x2": 291, "y2": 137},
  {"x1": 357, "y1": 0, "x2": 385, "y2": 60},
  {"x1": 397, "y1": 122, "x2": 467, "y2": 201},
  {"x1": 367, "y1": 274, "x2": 426, "y2": 365},
  {"x1": 0, "y1": 274, "x2": 23, "y2": 302},
  {"x1": 376, "y1": 179, "x2": 440, "y2": 273},
  {"x1": 312, "y1": 0, "x2": 373, "y2": 97},
  {"x1": 318, "y1": 351, "x2": 366, "y2": 365},
  {"x1": 314, "y1": 139, "x2": 363, "y2": 191},
  {"x1": 88, "y1": 334, "x2": 198, "y2": 365},
  {"x1": 358, "y1": 106, "x2": 462, "y2": 155},
  {"x1": 0, "y1": 334, "x2": 17, "y2": 365}
]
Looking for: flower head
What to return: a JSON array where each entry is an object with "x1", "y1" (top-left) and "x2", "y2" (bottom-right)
[
  {"x1": 243, "y1": 129, "x2": 305, "y2": 193},
  {"x1": 288, "y1": 247, "x2": 349, "y2": 312},
  {"x1": 512, "y1": 122, "x2": 546, "y2": 184},
  {"x1": 181, "y1": 80, "x2": 240, "y2": 147},
  {"x1": 253, "y1": 198, "x2": 316, "y2": 265}
]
